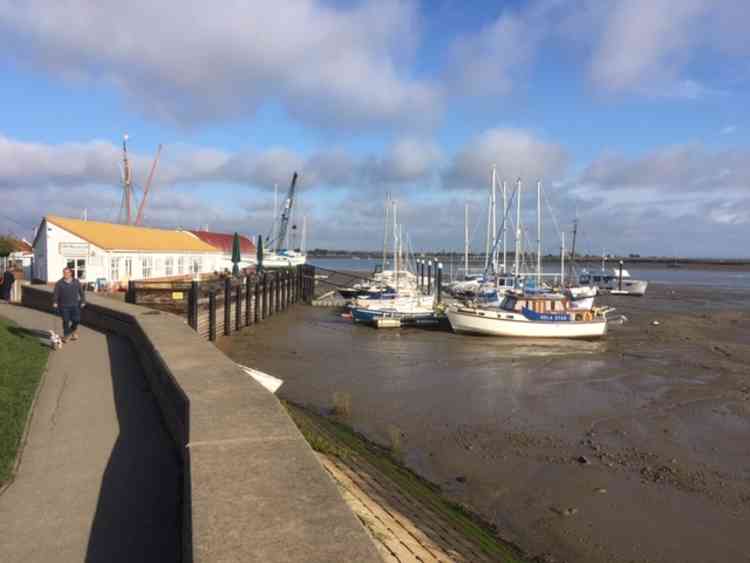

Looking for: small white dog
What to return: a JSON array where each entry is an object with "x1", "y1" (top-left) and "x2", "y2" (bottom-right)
[{"x1": 47, "y1": 329, "x2": 63, "y2": 350}]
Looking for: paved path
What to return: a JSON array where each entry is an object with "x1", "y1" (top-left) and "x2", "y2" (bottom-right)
[{"x1": 0, "y1": 305, "x2": 181, "y2": 563}]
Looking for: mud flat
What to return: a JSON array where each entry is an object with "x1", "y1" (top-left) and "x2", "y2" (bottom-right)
[{"x1": 220, "y1": 284, "x2": 750, "y2": 563}]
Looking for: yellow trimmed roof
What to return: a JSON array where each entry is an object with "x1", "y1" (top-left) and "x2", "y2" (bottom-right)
[{"x1": 47, "y1": 215, "x2": 218, "y2": 253}]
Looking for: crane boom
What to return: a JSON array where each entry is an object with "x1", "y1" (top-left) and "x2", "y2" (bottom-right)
[
  {"x1": 274, "y1": 172, "x2": 298, "y2": 252},
  {"x1": 135, "y1": 144, "x2": 162, "y2": 226}
]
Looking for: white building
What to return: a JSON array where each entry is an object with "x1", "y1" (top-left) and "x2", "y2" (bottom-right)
[{"x1": 33, "y1": 215, "x2": 224, "y2": 287}]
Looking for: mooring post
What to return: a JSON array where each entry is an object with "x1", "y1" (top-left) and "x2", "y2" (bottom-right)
[
  {"x1": 208, "y1": 290, "x2": 216, "y2": 341},
  {"x1": 287, "y1": 270, "x2": 292, "y2": 306},
  {"x1": 245, "y1": 275, "x2": 252, "y2": 326},
  {"x1": 126, "y1": 280, "x2": 135, "y2": 304},
  {"x1": 235, "y1": 279, "x2": 242, "y2": 331},
  {"x1": 224, "y1": 277, "x2": 231, "y2": 335},
  {"x1": 188, "y1": 280, "x2": 198, "y2": 330},
  {"x1": 276, "y1": 272, "x2": 284, "y2": 313},
  {"x1": 437, "y1": 262, "x2": 443, "y2": 304},
  {"x1": 253, "y1": 277, "x2": 259, "y2": 323},
  {"x1": 427, "y1": 261, "x2": 432, "y2": 295}
]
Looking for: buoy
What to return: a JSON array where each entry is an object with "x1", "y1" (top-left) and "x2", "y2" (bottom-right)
[{"x1": 652, "y1": 320, "x2": 660, "y2": 326}]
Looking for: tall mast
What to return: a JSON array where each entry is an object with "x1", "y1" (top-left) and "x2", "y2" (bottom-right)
[
  {"x1": 561, "y1": 231, "x2": 565, "y2": 287},
  {"x1": 537, "y1": 180, "x2": 542, "y2": 285},
  {"x1": 135, "y1": 143, "x2": 162, "y2": 226},
  {"x1": 382, "y1": 194, "x2": 390, "y2": 269},
  {"x1": 464, "y1": 202, "x2": 469, "y2": 278},
  {"x1": 392, "y1": 200, "x2": 398, "y2": 291},
  {"x1": 569, "y1": 219, "x2": 578, "y2": 275},
  {"x1": 502, "y1": 180, "x2": 507, "y2": 273},
  {"x1": 121, "y1": 133, "x2": 132, "y2": 225},
  {"x1": 484, "y1": 170, "x2": 492, "y2": 271},
  {"x1": 491, "y1": 165, "x2": 497, "y2": 273},
  {"x1": 514, "y1": 178, "x2": 522, "y2": 278}
]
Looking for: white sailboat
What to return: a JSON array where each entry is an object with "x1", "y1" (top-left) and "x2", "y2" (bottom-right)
[{"x1": 446, "y1": 293, "x2": 609, "y2": 338}]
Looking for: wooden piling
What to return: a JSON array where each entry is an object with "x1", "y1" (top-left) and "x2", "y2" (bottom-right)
[
  {"x1": 250, "y1": 276, "x2": 253, "y2": 326},
  {"x1": 254, "y1": 278, "x2": 261, "y2": 322},
  {"x1": 224, "y1": 277, "x2": 231, "y2": 335},
  {"x1": 188, "y1": 280, "x2": 199, "y2": 330},
  {"x1": 235, "y1": 279, "x2": 242, "y2": 331},
  {"x1": 208, "y1": 290, "x2": 217, "y2": 341}
]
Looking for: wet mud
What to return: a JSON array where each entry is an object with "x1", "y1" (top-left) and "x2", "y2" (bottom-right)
[{"x1": 220, "y1": 285, "x2": 750, "y2": 563}]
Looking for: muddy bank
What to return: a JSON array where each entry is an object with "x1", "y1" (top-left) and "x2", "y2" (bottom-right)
[{"x1": 219, "y1": 285, "x2": 750, "y2": 563}]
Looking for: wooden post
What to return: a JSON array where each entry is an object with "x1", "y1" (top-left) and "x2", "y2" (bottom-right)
[
  {"x1": 266, "y1": 273, "x2": 273, "y2": 317},
  {"x1": 188, "y1": 280, "x2": 199, "y2": 330},
  {"x1": 254, "y1": 277, "x2": 261, "y2": 322},
  {"x1": 126, "y1": 280, "x2": 136, "y2": 304},
  {"x1": 208, "y1": 290, "x2": 217, "y2": 341},
  {"x1": 275, "y1": 271, "x2": 281, "y2": 313},
  {"x1": 285, "y1": 270, "x2": 290, "y2": 307},
  {"x1": 245, "y1": 276, "x2": 252, "y2": 326},
  {"x1": 224, "y1": 277, "x2": 231, "y2": 335},
  {"x1": 235, "y1": 279, "x2": 242, "y2": 331}
]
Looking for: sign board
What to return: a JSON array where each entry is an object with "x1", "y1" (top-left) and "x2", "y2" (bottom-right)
[
  {"x1": 172, "y1": 292, "x2": 184, "y2": 300},
  {"x1": 59, "y1": 242, "x2": 90, "y2": 257}
]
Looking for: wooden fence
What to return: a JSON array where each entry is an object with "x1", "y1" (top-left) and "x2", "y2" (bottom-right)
[{"x1": 125, "y1": 264, "x2": 316, "y2": 341}]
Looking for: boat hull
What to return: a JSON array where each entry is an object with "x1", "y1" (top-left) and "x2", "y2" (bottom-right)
[{"x1": 446, "y1": 307, "x2": 607, "y2": 338}]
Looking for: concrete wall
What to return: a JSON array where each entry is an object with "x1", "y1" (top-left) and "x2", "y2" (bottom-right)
[{"x1": 22, "y1": 286, "x2": 381, "y2": 563}]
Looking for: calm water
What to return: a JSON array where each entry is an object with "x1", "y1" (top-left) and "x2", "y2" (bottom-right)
[{"x1": 309, "y1": 257, "x2": 750, "y2": 290}]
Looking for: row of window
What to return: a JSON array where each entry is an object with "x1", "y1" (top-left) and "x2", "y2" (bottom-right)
[{"x1": 109, "y1": 255, "x2": 207, "y2": 281}]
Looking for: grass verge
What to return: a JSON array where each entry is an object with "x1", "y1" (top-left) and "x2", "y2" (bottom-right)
[
  {"x1": 284, "y1": 401, "x2": 528, "y2": 562},
  {"x1": 0, "y1": 316, "x2": 49, "y2": 486}
]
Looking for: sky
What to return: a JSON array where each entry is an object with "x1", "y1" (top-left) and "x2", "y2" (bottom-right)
[{"x1": 0, "y1": 0, "x2": 748, "y2": 257}]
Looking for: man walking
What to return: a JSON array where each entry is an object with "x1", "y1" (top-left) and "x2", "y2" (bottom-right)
[
  {"x1": 53, "y1": 267, "x2": 86, "y2": 342},
  {"x1": 0, "y1": 265, "x2": 14, "y2": 303}
]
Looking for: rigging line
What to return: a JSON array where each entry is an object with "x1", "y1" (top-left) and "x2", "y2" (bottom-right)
[{"x1": 541, "y1": 184, "x2": 563, "y2": 246}]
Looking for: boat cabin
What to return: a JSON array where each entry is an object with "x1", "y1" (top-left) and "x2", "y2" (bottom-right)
[{"x1": 501, "y1": 294, "x2": 571, "y2": 314}]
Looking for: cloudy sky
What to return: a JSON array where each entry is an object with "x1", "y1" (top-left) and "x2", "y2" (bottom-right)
[{"x1": 1, "y1": 0, "x2": 748, "y2": 257}]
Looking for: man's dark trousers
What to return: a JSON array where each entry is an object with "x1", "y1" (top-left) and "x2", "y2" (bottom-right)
[{"x1": 60, "y1": 306, "x2": 80, "y2": 337}]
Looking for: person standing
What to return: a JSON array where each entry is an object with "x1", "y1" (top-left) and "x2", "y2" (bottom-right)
[
  {"x1": 53, "y1": 267, "x2": 86, "y2": 342},
  {"x1": 0, "y1": 265, "x2": 14, "y2": 303}
]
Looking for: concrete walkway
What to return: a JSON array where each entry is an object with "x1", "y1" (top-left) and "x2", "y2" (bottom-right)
[{"x1": 0, "y1": 305, "x2": 181, "y2": 563}]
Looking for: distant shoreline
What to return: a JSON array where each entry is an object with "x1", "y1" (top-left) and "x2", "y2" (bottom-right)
[{"x1": 308, "y1": 253, "x2": 750, "y2": 269}]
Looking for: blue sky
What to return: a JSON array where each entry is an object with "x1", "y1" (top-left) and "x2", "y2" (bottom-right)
[{"x1": 1, "y1": 0, "x2": 748, "y2": 256}]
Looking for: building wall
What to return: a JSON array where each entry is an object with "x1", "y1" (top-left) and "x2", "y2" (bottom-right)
[{"x1": 35, "y1": 220, "x2": 226, "y2": 285}]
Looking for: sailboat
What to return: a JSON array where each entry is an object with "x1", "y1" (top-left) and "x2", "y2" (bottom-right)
[
  {"x1": 446, "y1": 178, "x2": 612, "y2": 338},
  {"x1": 350, "y1": 200, "x2": 436, "y2": 326}
]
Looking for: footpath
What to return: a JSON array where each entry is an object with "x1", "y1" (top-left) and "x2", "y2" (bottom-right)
[{"x1": 0, "y1": 305, "x2": 181, "y2": 563}]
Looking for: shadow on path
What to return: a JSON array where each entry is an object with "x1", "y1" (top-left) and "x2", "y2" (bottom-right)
[{"x1": 85, "y1": 335, "x2": 182, "y2": 563}]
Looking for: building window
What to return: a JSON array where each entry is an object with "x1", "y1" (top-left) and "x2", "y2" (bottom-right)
[
  {"x1": 66, "y1": 259, "x2": 86, "y2": 280},
  {"x1": 165, "y1": 257, "x2": 174, "y2": 277},
  {"x1": 110, "y1": 257, "x2": 121, "y2": 281},
  {"x1": 177, "y1": 256, "x2": 185, "y2": 274},
  {"x1": 125, "y1": 257, "x2": 133, "y2": 278},
  {"x1": 154, "y1": 258, "x2": 162, "y2": 277},
  {"x1": 192, "y1": 256, "x2": 202, "y2": 274},
  {"x1": 141, "y1": 256, "x2": 153, "y2": 279}
]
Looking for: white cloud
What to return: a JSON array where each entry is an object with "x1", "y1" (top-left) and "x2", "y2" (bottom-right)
[
  {"x1": 581, "y1": 0, "x2": 746, "y2": 97},
  {"x1": 721, "y1": 125, "x2": 737, "y2": 135},
  {"x1": 444, "y1": 128, "x2": 568, "y2": 189},
  {"x1": 0, "y1": 0, "x2": 439, "y2": 130}
]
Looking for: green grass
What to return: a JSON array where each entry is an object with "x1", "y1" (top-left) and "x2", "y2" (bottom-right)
[
  {"x1": 284, "y1": 401, "x2": 528, "y2": 562},
  {"x1": 0, "y1": 317, "x2": 49, "y2": 485}
]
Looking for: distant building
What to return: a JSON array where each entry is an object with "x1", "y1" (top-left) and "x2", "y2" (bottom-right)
[
  {"x1": 32, "y1": 215, "x2": 223, "y2": 286},
  {"x1": 188, "y1": 230, "x2": 257, "y2": 272},
  {"x1": 1, "y1": 238, "x2": 34, "y2": 279}
]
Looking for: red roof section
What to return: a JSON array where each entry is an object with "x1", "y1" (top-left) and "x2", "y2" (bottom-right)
[
  {"x1": 189, "y1": 231, "x2": 256, "y2": 255},
  {"x1": 10, "y1": 238, "x2": 32, "y2": 253}
]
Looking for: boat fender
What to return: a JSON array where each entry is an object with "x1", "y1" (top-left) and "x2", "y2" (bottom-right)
[{"x1": 583, "y1": 311, "x2": 593, "y2": 322}]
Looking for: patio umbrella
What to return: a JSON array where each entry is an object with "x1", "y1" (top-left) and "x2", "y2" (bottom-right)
[
  {"x1": 231, "y1": 232, "x2": 241, "y2": 277},
  {"x1": 256, "y1": 235, "x2": 264, "y2": 273}
]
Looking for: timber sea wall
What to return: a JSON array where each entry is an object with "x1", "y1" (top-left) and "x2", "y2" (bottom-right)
[{"x1": 21, "y1": 285, "x2": 381, "y2": 563}]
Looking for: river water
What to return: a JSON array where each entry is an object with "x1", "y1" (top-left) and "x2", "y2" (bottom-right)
[{"x1": 309, "y1": 257, "x2": 750, "y2": 291}]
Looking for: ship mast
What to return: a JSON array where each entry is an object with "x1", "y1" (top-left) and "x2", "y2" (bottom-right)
[{"x1": 121, "y1": 133, "x2": 132, "y2": 225}]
